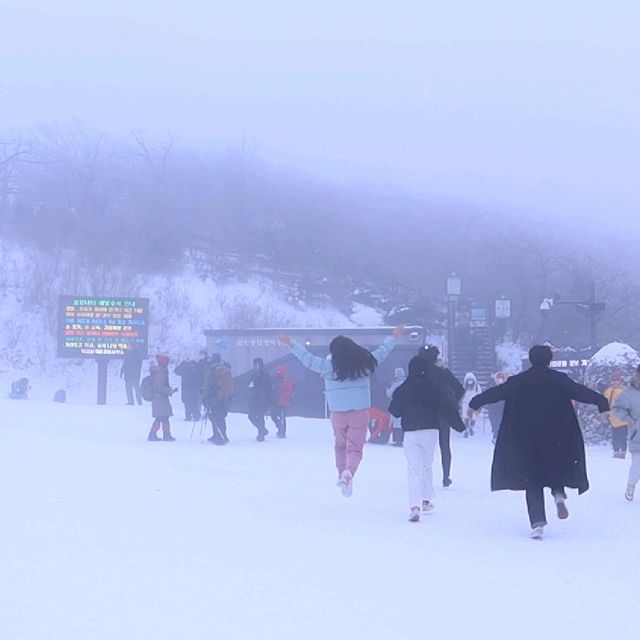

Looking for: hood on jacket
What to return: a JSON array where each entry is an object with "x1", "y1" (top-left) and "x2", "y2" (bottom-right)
[
  {"x1": 156, "y1": 354, "x2": 170, "y2": 368},
  {"x1": 408, "y1": 357, "x2": 428, "y2": 378}
]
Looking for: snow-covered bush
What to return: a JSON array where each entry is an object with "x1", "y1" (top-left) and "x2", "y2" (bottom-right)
[{"x1": 579, "y1": 342, "x2": 640, "y2": 444}]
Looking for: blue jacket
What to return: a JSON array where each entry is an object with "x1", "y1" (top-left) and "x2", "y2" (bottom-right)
[{"x1": 291, "y1": 337, "x2": 395, "y2": 412}]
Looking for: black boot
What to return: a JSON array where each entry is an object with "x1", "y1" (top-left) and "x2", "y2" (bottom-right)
[{"x1": 148, "y1": 431, "x2": 161, "y2": 442}]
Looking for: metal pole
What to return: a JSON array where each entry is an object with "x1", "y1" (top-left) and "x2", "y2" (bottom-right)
[
  {"x1": 97, "y1": 358, "x2": 109, "y2": 405},
  {"x1": 447, "y1": 298, "x2": 455, "y2": 368},
  {"x1": 589, "y1": 282, "x2": 598, "y2": 353}
]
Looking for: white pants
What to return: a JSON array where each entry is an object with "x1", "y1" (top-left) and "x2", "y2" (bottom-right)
[
  {"x1": 404, "y1": 429, "x2": 438, "y2": 508},
  {"x1": 629, "y1": 453, "x2": 640, "y2": 487}
]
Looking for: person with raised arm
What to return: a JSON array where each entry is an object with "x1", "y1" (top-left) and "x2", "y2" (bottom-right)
[
  {"x1": 279, "y1": 326, "x2": 404, "y2": 497},
  {"x1": 468, "y1": 345, "x2": 609, "y2": 540}
]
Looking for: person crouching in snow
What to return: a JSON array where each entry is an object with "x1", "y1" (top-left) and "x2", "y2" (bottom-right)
[
  {"x1": 367, "y1": 407, "x2": 392, "y2": 444},
  {"x1": 148, "y1": 354, "x2": 178, "y2": 442},
  {"x1": 461, "y1": 372, "x2": 482, "y2": 437},
  {"x1": 611, "y1": 365, "x2": 640, "y2": 501},
  {"x1": 468, "y1": 345, "x2": 609, "y2": 540},
  {"x1": 389, "y1": 356, "x2": 465, "y2": 522},
  {"x1": 279, "y1": 326, "x2": 403, "y2": 497}
]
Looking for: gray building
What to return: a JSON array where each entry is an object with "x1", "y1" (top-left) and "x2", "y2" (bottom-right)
[{"x1": 204, "y1": 326, "x2": 435, "y2": 418}]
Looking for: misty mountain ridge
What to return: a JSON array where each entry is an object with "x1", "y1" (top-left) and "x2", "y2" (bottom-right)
[{"x1": 1, "y1": 125, "x2": 639, "y2": 363}]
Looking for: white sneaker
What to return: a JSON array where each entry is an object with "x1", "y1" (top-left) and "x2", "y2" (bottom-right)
[
  {"x1": 338, "y1": 469, "x2": 353, "y2": 497},
  {"x1": 421, "y1": 500, "x2": 434, "y2": 513},
  {"x1": 625, "y1": 485, "x2": 635, "y2": 502},
  {"x1": 530, "y1": 526, "x2": 544, "y2": 540}
]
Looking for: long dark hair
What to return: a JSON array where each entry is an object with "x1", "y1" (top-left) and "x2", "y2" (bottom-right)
[{"x1": 330, "y1": 336, "x2": 378, "y2": 381}]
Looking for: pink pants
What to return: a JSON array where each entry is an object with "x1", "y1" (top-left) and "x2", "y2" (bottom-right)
[{"x1": 330, "y1": 409, "x2": 370, "y2": 476}]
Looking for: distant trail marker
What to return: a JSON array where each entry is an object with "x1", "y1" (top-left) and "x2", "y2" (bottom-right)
[{"x1": 57, "y1": 296, "x2": 150, "y2": 405}]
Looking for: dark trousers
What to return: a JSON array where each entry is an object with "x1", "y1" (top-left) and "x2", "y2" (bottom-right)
[
  {"x1": 612, "y1": 426, "x2": 629, "y2": 453},
  {"x1": 125, "y1": 379, "x2": 142, "y2": 405},
  {"x1": 183, "y1": 397, "x2": 201, "y2": 422},
  {"x1": 249, "y1": 408, "x2": 267, "y2": 434},
  {"x1": 525, "y1": 486, "x2": 567, "y2": 527},
  {"x1": 392, "y1": 427, "x2": 404, "y2": 446},
  {"x1": 439, "y1": 426, "x2": 452, "y2": 482},
  {"x1": 271, "y1": 407, "x2": 287, "y2": 436},
  {"x1": 209, "y1": 404, "x2": 228, "y2": 440}
]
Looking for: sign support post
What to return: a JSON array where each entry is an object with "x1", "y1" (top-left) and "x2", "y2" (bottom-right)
[{"x1": 97, "y1": 358, "x2": 109, "y2": 405}]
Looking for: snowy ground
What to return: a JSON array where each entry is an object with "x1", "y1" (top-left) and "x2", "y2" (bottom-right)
[{"x1": 1, "y1": 398, "x2": 638, "y2": 640}]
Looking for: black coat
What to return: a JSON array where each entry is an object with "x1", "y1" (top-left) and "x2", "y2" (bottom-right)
[
  {"x1": 469, "y1": 366, "x2": 609, "y2": 494},
  {"x1": 389, "y1": 362, "x2": 465, "y2": 433},
  {"x1": 442, "y1": 367, "x2": 465, "y2": 402},
  {"x1": 121, "y1": 350, "x2": 143, "y2": 381},
  {"x1": 174, "y1": 360, "x2": 201, "y2": 403},
  {"x1": 248, "y1": 370, "x2": 273, "y2": 411}
]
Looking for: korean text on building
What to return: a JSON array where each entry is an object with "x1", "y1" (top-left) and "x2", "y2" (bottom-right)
[{"x1": 57, "y1": 296, "x2": 149, "y2": 358}]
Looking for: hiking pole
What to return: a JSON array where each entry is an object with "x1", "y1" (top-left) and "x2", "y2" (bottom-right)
[{"x1": 200, "y1": 408, "x2": 209, "y2": 443}]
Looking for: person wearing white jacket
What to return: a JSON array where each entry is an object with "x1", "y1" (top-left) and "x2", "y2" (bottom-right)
[{"x1": 461, "y1": 372, "x2": 482, "y2": 437}]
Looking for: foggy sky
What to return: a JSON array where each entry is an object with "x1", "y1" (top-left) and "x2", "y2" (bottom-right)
[{"x1": 1, "y1": 1, "x2": 638, "y2": 225}]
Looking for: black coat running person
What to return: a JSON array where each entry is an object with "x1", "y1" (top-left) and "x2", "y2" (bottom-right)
[
  {"x1": 468, "y1": 345, "x2": 609, "y2": 540},
  {"x1": 248, "y1": 358, "x2": 273, "y2": 442},
  {"x1": 121, "y1": 348, "x2": 144, "y2": 406},
  {"x1": 416, "y1": 346, "x2": 465, "y2": 487},
  {"x1": 175, "y1": 359, "x2": 202, "y2": 421}
]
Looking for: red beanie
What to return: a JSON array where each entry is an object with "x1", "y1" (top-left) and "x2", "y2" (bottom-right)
[{"x1": 156, "y1": 354, "x2": 170, "y2": 368}]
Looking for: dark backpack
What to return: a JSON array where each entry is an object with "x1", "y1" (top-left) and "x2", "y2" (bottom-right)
[{"x1": 140, "y1": 375, "x2": 154, "y2": 402}]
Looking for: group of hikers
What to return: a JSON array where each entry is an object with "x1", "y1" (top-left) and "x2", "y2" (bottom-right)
[
  {"x1": 122, "y1": 326, "x2": 640, "y2": 539},
  {"x1": 120, "y1": 348, "x2": 295, "y2": 444}
]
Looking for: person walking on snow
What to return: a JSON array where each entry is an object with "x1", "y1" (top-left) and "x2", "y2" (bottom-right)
[
  {"x1": 468, "y1": 345, "x2": 609, "y2": 540},
  {"x1": 272, "y1": 365, "x2": 294, "y2": 438},
  {"x1": 611, "y1": 365, "x2": 640, "y2": 501},
  {"x1": 386, "y1": 367, "x2": 406, "y2": 446},
  {"x1": 121, "y1": 348, "x2": 144, "y2": 406},
  {"x1": 461, "y1": 372, "x2": 482, "y2": 437},
  {"x1": 417, "y1": 346, "x2": 465, "y2": 487},
  {"x1": 248, "y1": 358, "x2": 274, "y2": 442},
  {"x1": 148, "y1": 354, "x2": 178, "y2": 442},
  {"x1": 174, "y1": 358, "x2": 202, "y2": 421},
  {"x1": 389, "y1": 356, "x2": 465, "y2": 522},
  {"x1": 487, "y1": 372, "x2": 508, "y2": 444},
  {"x1": 202, "y1": 354, "x2": 234, "y2": 445},
  {"x1": 279, "y1": 326, "x2": 403, "y2": 497},
  {"x1": 604, "y1": 369, "x2": 629, "y2": 458}
]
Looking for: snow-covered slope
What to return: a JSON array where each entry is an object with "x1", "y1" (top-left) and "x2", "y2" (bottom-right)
[
  {"x1": 1, "y1": 399, "x2": 638, "y2": 640},
  {"x1": 0, "y1": 241, "x2": 371, "y2": 401}
]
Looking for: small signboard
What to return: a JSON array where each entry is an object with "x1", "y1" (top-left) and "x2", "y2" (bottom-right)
[
  {"x1": 58, "y1": 296, "x2": 149, "y2": 358},
  {"x1": 495, "y1": 299, "x2": 512, "y2": 319},
  {"x1": 469, "y1": 307, "x2": 488, "y2": 328}
]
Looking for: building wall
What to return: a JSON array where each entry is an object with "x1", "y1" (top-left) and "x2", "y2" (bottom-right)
[{"x1": 205, "y1": 326, "x2": 429, "y2": 377}]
